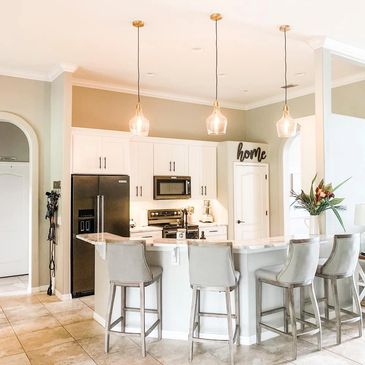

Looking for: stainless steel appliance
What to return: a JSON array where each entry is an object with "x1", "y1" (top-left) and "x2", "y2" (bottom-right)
[
  {"x1": 71, "y1": 174, "x2": 130, "y2": 298},
  {"x1": 153, "y1": 176, "x2": 191, "y2": 200},
  {"x1": 148, "y1": 209, "x2": 199, "y2": 239},
  {"x1": 200, "y1": 199, "x2": 214, "y2": 223}
]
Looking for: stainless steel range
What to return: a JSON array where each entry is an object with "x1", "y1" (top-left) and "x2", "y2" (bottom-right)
[{"x1": 147, "y1": 209, "x2": 199, "y2": 239}]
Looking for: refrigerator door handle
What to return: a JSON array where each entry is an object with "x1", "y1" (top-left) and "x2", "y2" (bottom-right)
[
  {"x1": 101, "y1": 195, "x2": 105, "y2": 233},
  {"x1": 96, "y1": 195, "x2": 100, "y2": 233}
]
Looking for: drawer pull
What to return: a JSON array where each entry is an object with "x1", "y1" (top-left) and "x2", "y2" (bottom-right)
[
  {"x1": 142, "y1": 235, "x2": 153, "y2": 238},
  {"x1": 209, "y1": 230, "x2": 218, "y2": 233}
]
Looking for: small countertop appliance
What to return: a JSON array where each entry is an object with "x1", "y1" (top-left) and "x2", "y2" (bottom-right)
[{"x1": 200, "y1": 200, "x2": 214, "y2": 223}]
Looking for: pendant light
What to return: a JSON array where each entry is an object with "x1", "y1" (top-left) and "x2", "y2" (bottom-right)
[
  {"x1": 206, "y1": 13, "x2": 227, "y2": 135},
  {"x1": 129, "y1": 20, "x2": 150, "y2": 136},
  {"x1": 276, "y1": 25, "x2": 297, "y2": 138}
]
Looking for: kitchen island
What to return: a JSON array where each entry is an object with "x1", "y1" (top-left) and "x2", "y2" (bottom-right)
[{"x1": 77, "y1": 233, "x2": 333, "y2": 345}]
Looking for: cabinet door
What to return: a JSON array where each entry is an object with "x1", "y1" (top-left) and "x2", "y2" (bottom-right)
[
  {"x1": 154, "y1": 143, "x2": 173, "y2": 175},
  {"x1": 130, "y1": 142, "x2": 153, "y2": 201},
  {"x1": 189, "y1": 146, "x2": 204, "y2": 198},
  {"x1": 72, "y1": 134, "x2": 103, "y2": 173},
  {"x1": 173, "y1": 144, "x2": 189, "y2": 175},
  {"x1": 102, "y1": 137, "x2": 130, "y2": 175},
  {"x1": 202, "y1": 146, "x2": 217, "y2": 199}
]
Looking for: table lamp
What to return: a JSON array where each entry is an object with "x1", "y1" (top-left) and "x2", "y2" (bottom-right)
[{"x1": 354, "y1": 203, "x2": 365, "y2": 253}]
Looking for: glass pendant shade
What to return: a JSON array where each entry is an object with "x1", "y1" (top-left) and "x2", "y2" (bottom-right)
[
  {"x1": 276, "y1": 104, "x2": 297, "y2": 138},
  {"x1": 206, "y1": 101, "x2": 227, "y2": 135},
  {"x1": 129, "y1": 103, "x2": 150, "y2": 136}
]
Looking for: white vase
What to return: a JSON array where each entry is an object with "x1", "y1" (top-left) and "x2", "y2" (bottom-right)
[{"x1": 305, "y1": 215, "x2": 320, "y2": 236}]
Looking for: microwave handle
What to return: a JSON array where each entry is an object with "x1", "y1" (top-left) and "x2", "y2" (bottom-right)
[{"x1": 186, "y1": 180, "x2": 191, "y2": 194}]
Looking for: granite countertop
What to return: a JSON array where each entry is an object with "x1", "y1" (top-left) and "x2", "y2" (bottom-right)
[{"x1": 77, "y1": 232, "x2": 331, "y2": 253}]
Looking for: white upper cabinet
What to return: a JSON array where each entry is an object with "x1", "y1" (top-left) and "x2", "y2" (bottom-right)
[
  {"x1": 72, "y1": 130, "x2": 130, "y2": 175},
  {"x1": 130, "y1": 141, "x2": 154, "y2": 201},
  {"x1": 189, "y1": 145, "x2": 217, "y2": 199},
  {"x1": 153, "y1": 143, "x2": 188, "y2": 176}
]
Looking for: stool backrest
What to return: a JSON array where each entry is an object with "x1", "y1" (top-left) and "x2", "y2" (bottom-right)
[
  {"x1": 278, "y1": 237, "x2": 320, "y2": 285},
  {"x1": 106, "y1": 241, "x2": 153, "y2": 283},
  {"x1": 321, "y1": 233, "x2": 360, "y2": 277},
  {"x1": 188, "y1": 241, "x2": 236, "y2": 288}
]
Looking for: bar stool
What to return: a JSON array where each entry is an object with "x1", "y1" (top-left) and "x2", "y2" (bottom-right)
[
  {"x1": 105, "y1": 241, "x2": 162, "y2": 357},
  {"x1": 187, "y1": 241, "x2": 240, "y2": 365},
  {"x1": 256, "y1": 238, "x2": 321, "y2": 360},
  {"x1": 313, "y1": 233, "x2": 362, "y2": 344}
]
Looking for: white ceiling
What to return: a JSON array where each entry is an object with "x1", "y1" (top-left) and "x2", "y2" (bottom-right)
[{"x1": 2, "y1": 0, "x2": 365, "y2": 109}]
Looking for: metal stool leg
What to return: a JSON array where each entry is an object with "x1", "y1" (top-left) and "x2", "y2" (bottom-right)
[
  {"x1": 283, "y1": 287, "x2": 288, "y2": 334},
  {"x1": 331, "y1": 278, "x2": 341, "y2": 344},
  {"x1": 324, "y1": 278, "x2": 330, "y2": 320},
  {"x1": 351, "y1": 274, "x2": 363, "y2": 338},
  {"x1": 225, "y1": 289, "x2": 234, "y2": 365},
  {"x1": 157, "y1": 276, "x2": 162, "y2": 340},
  {"x1": 300, "y1": 287, "x2": 305, "y2": 331},
  {"x1": 235, "y1": 284, "x2": 240, "y2": 345},
  {"x1": 140, "y1": 283, "x2": 146, "y2": 357},
  {"x1": 105, "y1": 282, "x2": 116, "y2": 353},
  {"x1": 121, "y1": 286, "x2": 126, "y2": 333},
  {"x1": 188, "y1": 288, "x2": 198, "y2": 362},
  {"x1": 309, "y1": 282, "x2": 322, "y2": 351},
  {"x1": 195, "y1": 289, "x2": 201, "y2": 337},
  {"x1": 288, "y1": 286, "x2": 297, "y2": 360},
  {"x1": 256, "y1": 278, "x2": 262, "y2": 344}
]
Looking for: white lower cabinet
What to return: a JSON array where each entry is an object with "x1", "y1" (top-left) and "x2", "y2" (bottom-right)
[
  {"x1": 130, "y1": 230, "x2": 162, "y2": 239},
  {"x1": 199, "y1": 225, "x2": 227, "y2": 240}
]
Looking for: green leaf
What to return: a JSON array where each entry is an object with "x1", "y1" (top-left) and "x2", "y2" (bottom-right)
[
  {"x1": 330, "y1": 206, "x2": 346, "y2": 232},
  {"x1": 310, "y1": 174, "x2": 317, "y2": 201},
  {"x1": 333, "y1": 177, "x2": 352, "y2": 193},
  {"x1": 329, "y1": 198, "x2": 344, "y2": 206}
]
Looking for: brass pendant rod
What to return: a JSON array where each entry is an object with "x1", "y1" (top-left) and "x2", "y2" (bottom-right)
[
  {"x1": 284, "y1": 28, "x2": 288, "y2": 106},
  {"x1": 137, "y1": 25, "x2": 140, "y2": 104},
  {"x1": 215, "y1": 18, "x2": 218, "y2": 102}
]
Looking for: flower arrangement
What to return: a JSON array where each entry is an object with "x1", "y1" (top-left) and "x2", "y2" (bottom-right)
[{"x1": 291, "y1": 174, "x2": 350, "y2": 231}]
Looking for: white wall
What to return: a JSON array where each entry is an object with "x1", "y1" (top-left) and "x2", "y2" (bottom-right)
[{"x1": 324, "y1": 113, "x2": 365, "y2": 234}]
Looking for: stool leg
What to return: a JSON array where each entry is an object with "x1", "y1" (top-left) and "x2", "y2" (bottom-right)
[
  {"x1": 309, "y1": 282, "x2": 322, "y2": 351},
  {"x1": 324, "y1": 278, "x2": 330, "y2": 321},
  {"x1": 157, "y1": 276, "x2": 162, "y2": 340},
  {"x1": 195, "y1": 289, "x2": 200, "y2": 337},
  {"x1": 121, "y1": 286, "x2": 126, "y2": 333},
  {"x1": 351, "y1": 274, "x2": 363, "y2": 338},
  {"x1": 188, "y1": 288, "x2": 198, "y2": 362},
  {"x1": 283, "y1": 287, "x2": 288, "y2": 334},
  {"x1": 331, "y1": 278, "x2": 341, "y2": 344},
  {"x1": 256, "y1": 278, "x2": 262, "y2": 344},
  {"x1": 300, "y1": 287, "x2": 305, "y2": 331},
  {"x1": 140, "y1": 283, "x2": 146, "y2": 357},
  {"x1": 288, "y1": 286, "x2": 297, "y2": 360},
  {"x1": 225, "y1": 289, "x2": 234, "y2": 365},
  {"x1": 235, "y1": 284, "x2": 241, "y2": 346},
  {"x1": 105, "y1": 282, "x2": 116, "y2": 353}
]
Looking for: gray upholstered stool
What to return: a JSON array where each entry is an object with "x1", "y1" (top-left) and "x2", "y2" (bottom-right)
[
  {"x1": 105, "y1": 241, "x2": 162, "y2": 357},
  {"x1": 187, "y1": 241, "x2": 240, "y2": 365},
  {"x1": 256, "y1": 238, "x2": 321, "y2": 360},
  {"x1": 312, "y1": 233, "x2": 362, "y2": 344}
]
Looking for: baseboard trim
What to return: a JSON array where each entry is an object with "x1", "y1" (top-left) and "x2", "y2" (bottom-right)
[
  {"x1": 93, "y1": 312, "x2": 279, "y2": 345},
  {"x1": 55, "y1": 290, "x2": 72, "y2": 301}
]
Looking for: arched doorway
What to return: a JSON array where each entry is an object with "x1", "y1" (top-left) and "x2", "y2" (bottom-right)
[{"x1": 0, "y1": 112, "x2": 39, "y2": 293}]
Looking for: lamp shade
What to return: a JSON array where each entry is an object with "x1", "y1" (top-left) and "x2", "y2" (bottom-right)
[
  {"x1": 276, "y1": 104, "x2": 297, "y2": 138},
  {"x1": 354, "y1": 203, "x2": 365, "y2": 226}
]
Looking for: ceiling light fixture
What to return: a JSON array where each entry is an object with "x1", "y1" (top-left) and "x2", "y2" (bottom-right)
[
  {"x1": 276, "y1": 25, "x2": 297, "y2": 138},
  {"x1": 129, "y1": 20, "x2": 150, "y2": 137},
  {"x1": 206, "y1": 13, "x2": 227, "y2": 135}
]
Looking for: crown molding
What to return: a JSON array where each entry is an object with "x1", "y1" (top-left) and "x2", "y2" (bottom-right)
[
  {"x1": 48, "y1": 63, "x2": 78, "y2": 81},
  {"x1": 0, "y1": 67, "x2": 49, "y2": 81},
  {"x1": 72, "y1": 78, "x2": 246, "y2": 111}
]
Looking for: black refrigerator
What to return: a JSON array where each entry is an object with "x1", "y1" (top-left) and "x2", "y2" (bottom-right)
[{"x1": 71, "y1": 174, "x2": 130, "y2": 298}]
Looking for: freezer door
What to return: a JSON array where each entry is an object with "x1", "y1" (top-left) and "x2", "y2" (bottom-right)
[
  {"x1": 71, "y1": 175, "x2": 98, "y2": 298},
  {"x1": 99, "y1": 175, "x2": 130, "y2": 237}
]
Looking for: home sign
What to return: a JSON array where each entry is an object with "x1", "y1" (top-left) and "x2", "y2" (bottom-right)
[{"x1": 236, "y1": 142, "x2": 267, "y2": 163}]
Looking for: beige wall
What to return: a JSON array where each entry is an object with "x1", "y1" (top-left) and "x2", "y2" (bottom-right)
[
  {"x1": 72, "y1": 86, "x2": 246, "y2": 141},
  {"x1": 0, "y1": 122, "x2": 29, "y2": 161},
  {"x1": 0, "y1": 75, "x2": 50, "y2": 286}
]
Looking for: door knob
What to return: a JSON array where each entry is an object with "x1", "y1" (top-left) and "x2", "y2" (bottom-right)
[{"x1": 237, "y1": 220, "x2": 245, "y2": 224}]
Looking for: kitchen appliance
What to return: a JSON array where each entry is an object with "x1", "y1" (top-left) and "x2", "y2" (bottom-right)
[
  {"x1": 153, "y1": 176, "x2": 191, "y2": 200},
  {"x1": 148, "y1": 209, "x2": 199, "y2": 239},
  {"x1": 71, "y1": 174, "x2": 130, "y2": 298},
  {"x1": 200, "y1": 199, "x2": 214, "y2": 223}
]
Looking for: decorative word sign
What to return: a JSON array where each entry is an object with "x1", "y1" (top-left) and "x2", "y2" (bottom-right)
[{"x1": 236, "y1": 142, "x2": 267, "y2": 163}]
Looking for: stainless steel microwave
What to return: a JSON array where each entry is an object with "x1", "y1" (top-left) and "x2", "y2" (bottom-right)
[{"x1": 153, "y1": 176, "x2": 191, "y2": 200}]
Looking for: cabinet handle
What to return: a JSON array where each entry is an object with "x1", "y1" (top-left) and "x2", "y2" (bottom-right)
[
  {"x1": 237, "y1": 220, "x2": 245, "y2": 224},
  {"x1": 204, "y1": 186, "x2": 207, "y2": 195},
  {"x1": 209, "y1": 230, "x2": 218, "y2": 233},
  {"x1": 169, "y1": 161, "x2": 172, "y2": 172},
  {"x1": 173, "y1": 161, "x2": 176, "y2": 171},
  {"x1": 140, "y1": 186, "x2": 142, "y2": 197},
  {"x1": 99, "y1": 157, "x2": 102, "y2": 169},
  {"x1": 142, "y1": 235, "x2": 153, "y2": 238},
  {"x1": 201, "y1": 186, "x2": 203, "y2": 195},
  {"x1": 104, "y1": 157, "x2": 107, "y2": 169},
  {"x1": 136, "y1": 186, "x2": 139, "y2": 197}
]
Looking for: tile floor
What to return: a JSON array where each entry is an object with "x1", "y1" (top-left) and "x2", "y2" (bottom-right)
[
  {"x1": 0, "y1": 291, "x2": 364, "y2": 364},
  {"x1": 0, "y1": 276, "x2": 29, "y2": 296}
]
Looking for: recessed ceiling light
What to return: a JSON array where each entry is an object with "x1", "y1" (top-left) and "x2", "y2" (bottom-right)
[
  {"x1": 295, "y1": 72, "x2": 306, "y2": 77},
  {"x1": 146, "y1": 72, "x2": 156, "y2": 77},
  {"x1": 192, "y1": 47, "x2": 203, "y2": 52},
  {"x1": 243, "y1": 89, "x2": 249, "y2": 93}
]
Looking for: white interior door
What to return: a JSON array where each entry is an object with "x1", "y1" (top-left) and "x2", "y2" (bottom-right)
[
  {"x1": 0, "y1": 162, "x2": 29, "y2": 277},
  {"x1": 234, "y1": 164, "x2": 269, "y2": 240}
]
